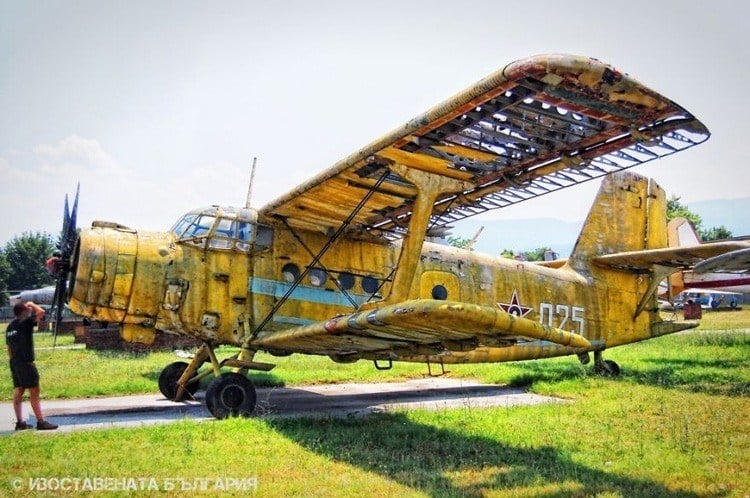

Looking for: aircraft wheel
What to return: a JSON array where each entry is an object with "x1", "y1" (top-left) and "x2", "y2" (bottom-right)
[
  {"x1": 205, "y1": 373, "x2": 257, "y2": 419},
  {"x1": 594, "y1": 359, "x2": 621, "y2": 377},
  {"x1": 158, "y1": 361, "x2": 199, "y2": 400}
]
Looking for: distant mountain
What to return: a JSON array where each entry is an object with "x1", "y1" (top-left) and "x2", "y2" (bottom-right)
[
  {"x1": 448, "y1": 197, "x2": 750, "y2": 258},
  {"x1": 449, "y1": 218, "x2": 582, "y2": 258}
]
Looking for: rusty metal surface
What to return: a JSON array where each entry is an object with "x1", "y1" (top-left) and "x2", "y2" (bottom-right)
[
  {"x1": 65, "y1": 171, "x2": 726, "y2": 363},
  {"x1": 251, "y1": 299, "x2": 592, "y2": 355},
  {"x1": 594, "y1": 242, "x2": 750, "y2": 272},
  {"x1": 259, "y1": 54, "x2": 708, "y2": 239},
  {"x1": 61, "y1": 54, "x2": 725, "y2": 377}
]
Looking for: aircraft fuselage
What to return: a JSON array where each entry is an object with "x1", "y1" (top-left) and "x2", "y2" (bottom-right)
[{"x1": 67, "y1": 212, "x2": 663, "y2": 364}]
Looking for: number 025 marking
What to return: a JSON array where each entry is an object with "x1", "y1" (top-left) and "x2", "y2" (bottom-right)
[{"x1": 539, "y1": 303, "x2": 585, "y2": 335}]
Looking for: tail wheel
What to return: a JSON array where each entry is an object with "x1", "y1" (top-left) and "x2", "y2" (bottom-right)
[
  {"x1": 158, "y1": 361, "x2": 200, "y2": 400},
  {"x1": 205, "y1": 373, "x2": 257, "y2": 419},
  {"x1": 594, "y1": 359, "x2": 621, "y2": 377}
]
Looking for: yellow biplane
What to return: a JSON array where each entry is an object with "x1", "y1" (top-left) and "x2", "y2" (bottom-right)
[{"x1": 50, "y1": 54, "x2": 749, "y2": 418}]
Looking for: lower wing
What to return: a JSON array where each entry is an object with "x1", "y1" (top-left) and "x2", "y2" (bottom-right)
[{"x1": 250, "y1": 299, "x2": 591, "y2": 359}]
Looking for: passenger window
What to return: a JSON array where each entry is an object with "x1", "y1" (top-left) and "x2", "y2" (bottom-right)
[
  {"x1": 337, "y1": 272, "x2": 355, "y2": 291},
  {"x1": 309, "y1": 269, "x2": 327, "y2": 287},
  {"x1": 362, "y1": 276, "x2": 379, "y2": 294},
  {"x1": 432, "y1": 285, "x2": 448, "y2": 300},
  {"x1": 282, "y1": 263, "x2": 300, "y2": 283}
]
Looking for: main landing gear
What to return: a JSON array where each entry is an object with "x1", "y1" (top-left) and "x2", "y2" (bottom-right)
[
  {"x1": 158, "y1": 362, "x2": 200, "y2": 400},
  {"x1": 578, "y1": 350, "x2": 621, "y2": 377},
  {"x1": 157, "y1": 342, "x2": 275, "y2": 419}
]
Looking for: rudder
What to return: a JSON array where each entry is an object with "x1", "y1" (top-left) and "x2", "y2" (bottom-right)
[{"x1": 570, "y1": 172, "x2": 666, "y2": 272}]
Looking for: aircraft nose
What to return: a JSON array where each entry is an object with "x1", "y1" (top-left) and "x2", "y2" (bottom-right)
[
  {"x1": 68, "y1": 224, "x2": 138, "y2": 323},
  {"x1": 67, "y1": 223, "x2": 176, "y2": 344}
]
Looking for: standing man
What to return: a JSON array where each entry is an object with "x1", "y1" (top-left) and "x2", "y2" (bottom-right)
[{"x1": 5, "y1": 301, "x2": 58, "y2": 430}]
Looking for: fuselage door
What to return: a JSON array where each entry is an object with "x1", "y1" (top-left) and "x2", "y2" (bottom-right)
[{"x1": 419, "y1": 270, "x2": 460, "y2": 301}]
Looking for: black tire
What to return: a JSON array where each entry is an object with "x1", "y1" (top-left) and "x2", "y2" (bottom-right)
[
  {"x1": 205, "y1": 373, "x2": 257, "y2": 419},
  {"x1": 594, "y1": 359, "x2": 621, "y2": 377},
  {"x1": 158, "y1": 362, "x2": 199, "y2": 400}
]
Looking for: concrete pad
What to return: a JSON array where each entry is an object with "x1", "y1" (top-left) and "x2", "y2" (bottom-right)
[{"x1": 0, "y1": 378, "x2": 564, "y2": 434}]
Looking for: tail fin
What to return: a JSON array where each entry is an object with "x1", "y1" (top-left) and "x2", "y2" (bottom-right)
[
  {"x1": 570, "y1": 171, "x2": 666, "y2": 271},
  {"x1": 665, "y1": 217, "x2": 701, "y2": 295},
  {"x1": 667, "y1": 217, "x2": 701, "y2": 247}
]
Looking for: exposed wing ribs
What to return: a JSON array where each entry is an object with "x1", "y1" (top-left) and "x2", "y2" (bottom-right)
[{"x1": 259, "y1": 55, "x2": 709, "y2": 241}]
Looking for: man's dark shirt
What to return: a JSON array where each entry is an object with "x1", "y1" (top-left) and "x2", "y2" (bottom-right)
[{"x1": 6, "y1": 317, "x2": 36, "y2": 362}]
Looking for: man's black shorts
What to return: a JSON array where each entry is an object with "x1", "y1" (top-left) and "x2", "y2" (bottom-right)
[{"x1": 9, "y1": 361, "x2": 39, "y2": 389}]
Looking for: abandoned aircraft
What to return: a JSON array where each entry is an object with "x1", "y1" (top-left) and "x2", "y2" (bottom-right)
[{"x1": 49, "y1": 54, "x2": 750, "y2": 418}]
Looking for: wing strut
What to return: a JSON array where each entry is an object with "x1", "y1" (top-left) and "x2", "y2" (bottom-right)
[
  {"x1": 361, "y1": 163, "x2": 471, "y2": 308},
  {"x1": 247, "y1": 170, "x2": 390, "y2": 340},
  {"x1": 634, "y1": 264, "x2": 676, "y2": 319}
]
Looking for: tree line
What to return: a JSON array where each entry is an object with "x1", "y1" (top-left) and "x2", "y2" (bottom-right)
[{"x1": 0, "y1": 232, "x2": 57, "y2": 305}]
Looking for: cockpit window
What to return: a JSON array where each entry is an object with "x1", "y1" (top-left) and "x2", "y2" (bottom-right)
[
  {"x1": 171, "y1": 208, "x2": 272, "y2": 253},
  {"x1": 209, "y1": 218, "x2": 245, "y2": 250},
  {"x1": 213, "y1": 218, "x2": 235, "y2": 237},
  {"x1": 185, "y1": 215, "x2": 216, "y2": 238},
  {"x1": 170, "y1": 214, "x2": 197, "y2": 238}
]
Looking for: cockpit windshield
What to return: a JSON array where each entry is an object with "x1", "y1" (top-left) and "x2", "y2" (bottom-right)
[{"x1": 170, "y1": 206, "x2": 271, "y2": 252}]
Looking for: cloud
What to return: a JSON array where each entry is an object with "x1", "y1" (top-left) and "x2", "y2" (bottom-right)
[
  {"x1": 32, "y1": 135, "x2": 124, "y2": 178},
  {"x1": 0, "y1": 136, "x2": 124, "y2": 242},
  {"x1": 0, "y1": 136, "x2": 252, "y2": 244}
]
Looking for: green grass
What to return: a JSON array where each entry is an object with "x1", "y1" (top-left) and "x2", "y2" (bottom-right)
[
  {"x1": 694, "y1": 307, "x2": 750, "y2": 330},
  {"x1": 0, "y1": 311, "x2": 748, "y2": 496},
  {"x1": 0, "y1": 371, "x2": 747, "y2": 496}
]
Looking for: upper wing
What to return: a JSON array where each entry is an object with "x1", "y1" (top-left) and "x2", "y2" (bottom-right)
[
  {"x1": 259, "y1": 54, "x2": 708, "y2": 239},
  {"x1": 250, "y1": 299, "x2": 591, "y2": 359},
  {"x1": 593, "y1": 242, "x2": 750, "y2": 272}
]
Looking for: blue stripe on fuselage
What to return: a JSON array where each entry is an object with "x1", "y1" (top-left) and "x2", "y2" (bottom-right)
[{"x1": 249, "y1": 277, "x2": 369, "y2": 307}]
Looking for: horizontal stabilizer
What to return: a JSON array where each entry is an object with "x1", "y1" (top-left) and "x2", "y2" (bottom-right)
[
  {"x1": 251, "y1": 299, "x2": 591, "y2": 357},
  {"x1": 593, "y1": 242, "x2": 750, "y2": 272},
  {"x1": 693, "y1": 247, "x2": 750, "y2": 274}
]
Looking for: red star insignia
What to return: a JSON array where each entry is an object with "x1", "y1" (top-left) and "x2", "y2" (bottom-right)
[{"x1": 497, "y1": 290, "x2": 532, "y2": 318}]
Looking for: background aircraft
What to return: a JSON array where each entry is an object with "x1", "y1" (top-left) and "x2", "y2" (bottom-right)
[
  {"x1": 667, "y1": 218, "x2": 750, "y2": 295},
  {"x1": 47, "y1": 54, "x2": 749, "y2": 419},
  {"x1": 9, "y1": 286, "x2": 56, "y2": 307}
]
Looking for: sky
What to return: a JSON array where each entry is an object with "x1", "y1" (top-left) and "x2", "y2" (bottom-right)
[{"x1": 1, "y1": 0, "x2": 748, "y2": 245}]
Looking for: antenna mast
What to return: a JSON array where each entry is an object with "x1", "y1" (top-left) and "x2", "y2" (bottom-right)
[{"x1": 245, "y1": 156, "x2": 257, "y2": 208}]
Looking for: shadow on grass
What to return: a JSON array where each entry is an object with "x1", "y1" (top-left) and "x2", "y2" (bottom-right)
[
  {"x1": 622, "y1": 360, "x2": 750, "y2": 397},
  {"x1": 497, "y1": 353, "x2": 749, "y2": 397},
  {"x1": 505, "y1": 361, "x2": 587, "y2": 388},
  {"x1": 265, "y1": 413, "x2": 708, "y2": 497}
]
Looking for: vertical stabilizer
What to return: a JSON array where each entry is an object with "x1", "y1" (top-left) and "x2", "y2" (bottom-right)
[
  {"x1": 667, "y1": 217, "x2": 701, "y2": 247},
  {"x1": 665, "y1": 217, "x2": 701, "y2": 295},
  {"x1": 570, "y1": 172, "x2": 666, "y2": 272}
]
